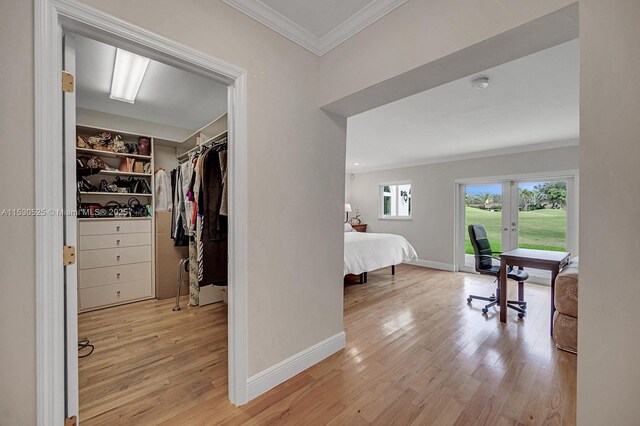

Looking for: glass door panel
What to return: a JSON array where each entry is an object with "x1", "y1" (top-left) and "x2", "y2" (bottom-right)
[
  {"x1": 463, "y1": 183, "x2": 504, "y2": 269},
  {"x1": 513, "y1": 179, "x2": 569, "y2": 280},
  {"x1": 516, "y1": 180, "x2": 568, "y2": 251}
]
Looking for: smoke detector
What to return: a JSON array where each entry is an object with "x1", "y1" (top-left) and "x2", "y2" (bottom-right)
[{"x1": 471, "y1": 77, "x2": 490, "y2": 89}]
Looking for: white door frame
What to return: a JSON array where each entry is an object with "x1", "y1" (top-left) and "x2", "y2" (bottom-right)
[
  {"x1": 35, "y1": 0, "x2": 249, "y2": 423},
  {"x1": 454, "y1": 170, "x2": 579, "y2": 276}
]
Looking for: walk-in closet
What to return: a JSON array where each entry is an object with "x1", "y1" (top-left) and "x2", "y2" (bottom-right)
[{"x1": 67, "y1": 33, "x2": 233, "y2": 423}]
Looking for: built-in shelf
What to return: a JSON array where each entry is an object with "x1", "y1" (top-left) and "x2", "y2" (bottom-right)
[
  {"x1": 76, "y1": 147, "x2": 152, "y2": 160},
  {"x1": 78, "y1": 192, "x2": 152, "y2": 197},
  {"x1": 98, "y1": 170, "x2": 152, "y2": 177}
]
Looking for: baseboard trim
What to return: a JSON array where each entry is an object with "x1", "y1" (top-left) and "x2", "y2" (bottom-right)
[
  {"x1": 406, "y1": 259, "x2": 455, "y2": 272},
  {"x1": 247, "y1": 331, "x2": 346, "y2": 401}
]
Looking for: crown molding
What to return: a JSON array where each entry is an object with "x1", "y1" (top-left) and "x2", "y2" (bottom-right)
[
  {"x1": 222, "y1": 0, "x2": 408, "y2": 56},
  {"x1": 318, "y1": 0, "x2": 408, "y2": 54}
]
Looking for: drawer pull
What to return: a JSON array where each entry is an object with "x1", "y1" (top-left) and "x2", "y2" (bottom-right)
[
  {"x1": 116, "y1": 273, "x2": 121, "y2": 279},
  {"x1": 116, "y1": 255, "x2": 121, "y2": 261},
  {"x1": 116, "y1": 239, "x2": 121, "y2": 245},
  {"x1": 116, "y1": 226, "x2": 121, "y2": 232},
  {"x1": 117, "y1": 290, "x2": 121, "y2": 297}
]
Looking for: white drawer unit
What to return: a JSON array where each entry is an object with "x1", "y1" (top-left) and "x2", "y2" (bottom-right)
[
  {"x1": 79, "y1": 280, "x2": 153, "y2": 311},
  {"x1": 76, "y1": 219, "x2": 154, "y2": 311},
  {"x1": 79, "y1": 262, "x2": 152, "y2": 289},
  {"x1": 79, "y1": 232, "x2": 151, "y2": 250},
  {"x1": 79, "y1": 218, "x2": 151, "y2": 236},
  {"x1": 78, "y1": 245, "x2": 152, "y2": 269}
]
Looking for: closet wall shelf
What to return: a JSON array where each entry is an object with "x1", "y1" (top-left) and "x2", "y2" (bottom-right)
[
  {"x1": 79, "y1": 192, "x2": 153, "y2": 197},
  {"x1": 98, "y1": 170, "x2": 152, "y2": 177},
  {"x1": 76, "y1": 147, "x2": 152, "y2": 160}
]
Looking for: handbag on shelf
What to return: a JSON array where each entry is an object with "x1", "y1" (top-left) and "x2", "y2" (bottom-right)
[
  {"x1": 119, "y1": 157, "x2": 135, "y2": 172},
  {"x1": 78, "y1": 203, "x2": 103, "y2": 218},
  {"x1": 99, "y1": 179, "x2": 119, "y2": 193},
  {"x1": 77, "y1": 178, "x2": 97, "y2": 193},
  {"x1": 128, "y1": 197, "x2": 149, "y2": 217},
  {"x1": 104, "y1": 201, "x2": 131, "y2": 218},
  {"x1": 131, "y1": 178, "x2": 151, "y2": 194}
]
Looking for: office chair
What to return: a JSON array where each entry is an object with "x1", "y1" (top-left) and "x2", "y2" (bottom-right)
[{"x1": 467, "y1": 224, "x2": 528, "y2": 318}]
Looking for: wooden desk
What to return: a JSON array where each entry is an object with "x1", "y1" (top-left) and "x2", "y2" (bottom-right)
[{"x1": 499, "y1": 248, "x2": 570, "y2": 334}]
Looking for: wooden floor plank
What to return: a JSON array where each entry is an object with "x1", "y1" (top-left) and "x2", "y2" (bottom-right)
[{"x1": 78, "y1": 265, "x2": 576, "y2": 425}]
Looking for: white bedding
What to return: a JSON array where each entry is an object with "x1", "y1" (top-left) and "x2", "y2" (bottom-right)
[{"x1": 344, "y1": 231, "x2": 418, "y2": 276}]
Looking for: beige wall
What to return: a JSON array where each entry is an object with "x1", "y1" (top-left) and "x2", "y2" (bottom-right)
[
  {"x1": 318, "y1": 0, "x2": 576, "y2": 108},
  {"x1": 578, "y1": 1, "x2": 640, "y2": 424},
  {"x1": 346, "y1": 146, "x2": 579, "y2": 267},
  {"x1": 0, "y1": 1, "x2": 36, "y2": 424},
  {"x1": 1, "y1": 0, "x2": 345, "y2": 421},
  {"x1": 4, "y1": 0, "x2": 638, "y2": 422}
]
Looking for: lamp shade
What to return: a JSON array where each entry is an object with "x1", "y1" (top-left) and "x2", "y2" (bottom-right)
[{"x1": 344, "y1": 204, "x2": 352, "y2": 213}]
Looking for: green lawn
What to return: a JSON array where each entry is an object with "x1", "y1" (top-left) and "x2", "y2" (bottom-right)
[{"x1": 465, "y1": 206, "x2": 566, "y2": 254}]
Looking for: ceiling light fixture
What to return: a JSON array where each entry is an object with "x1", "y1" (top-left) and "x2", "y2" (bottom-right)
[
  {"x1": 471, "y1": 76, "x2": 490, "y2": 89},
  {"x1": 353, "y1": 162, "x2": 360, "y2": 166},
  {"x1": 110, "y1": 48, "x2": 150, "y2": 103}
]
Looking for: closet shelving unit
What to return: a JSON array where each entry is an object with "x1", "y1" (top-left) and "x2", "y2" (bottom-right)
[
  {"x1": 177, "y1": 130, "x2": 228, "y2": 163},
  {"x1": 75, "y1": 124, "x2": 156, "y2": 312}
]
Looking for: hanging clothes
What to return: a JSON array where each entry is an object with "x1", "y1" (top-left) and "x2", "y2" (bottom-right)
[
  {"x1": 154, "y1": 169, "x2": 172, "y2": 212},
  {"x1": 171, "y1": 167, "x2": 189, "y2": 246},
  {"x1": 200, "y1": 144, "x2": 228, "y2": 285},
  {"x1": 173, "y1": 139, "x2": 229, "y2": 300},
  {"x1": 219, "y1": 150, "x2": 228, "y2": 216}
]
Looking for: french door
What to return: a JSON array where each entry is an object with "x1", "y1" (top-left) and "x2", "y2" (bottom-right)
[{"x1": 457, "y1": 173, "x2": 577, "y2": 283}]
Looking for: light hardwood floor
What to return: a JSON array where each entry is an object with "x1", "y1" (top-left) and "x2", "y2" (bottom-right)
[{"x1": 78, "y1": 265, "x2": 576, "y2": 425}]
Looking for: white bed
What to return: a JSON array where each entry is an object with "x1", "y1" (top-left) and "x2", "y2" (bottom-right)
[{"x1": 344, "y1": 226, "x2": 418, "y2": 276}]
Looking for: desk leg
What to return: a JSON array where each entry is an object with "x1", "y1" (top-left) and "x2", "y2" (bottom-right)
[
  {"x1": 550, "y1": 265, "x2": 559, "y2": 335},
  {"x1": 500, "y1": 258, "x2": 507, "y2": 323}
]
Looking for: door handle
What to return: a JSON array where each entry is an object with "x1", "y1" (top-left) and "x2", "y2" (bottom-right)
[{"x1": 503, "y1": 228, "x2": 508, "y2": 231}]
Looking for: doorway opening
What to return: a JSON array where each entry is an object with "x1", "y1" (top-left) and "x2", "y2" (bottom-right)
[
  {"x1": 35, "y1": 2, "x2": 249, "y2": 423},
  {"x1": 65, "y1": 31, "x2": 234, "y2": 423}
]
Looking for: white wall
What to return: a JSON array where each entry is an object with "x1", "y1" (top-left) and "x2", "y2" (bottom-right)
[
  {"x1": 346, "y1": 146, "x2": 579, "y2": 267},
  {"x1": 578, "y1": 1, "x2": 640, "y2": 424}
]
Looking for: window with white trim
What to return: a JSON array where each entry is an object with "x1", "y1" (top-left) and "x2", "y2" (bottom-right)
[{"x1": 380, "y1": 182, "x2": 412, "y2": 219}]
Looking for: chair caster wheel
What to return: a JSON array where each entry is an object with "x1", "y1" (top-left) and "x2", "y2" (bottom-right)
[
  {"x1": 467, "y1": 298, "x2": 472, "y2": 304},
  {"x1": 482, "y1": 308, "x2": 489, "y2": 314},
  {"x1": 521, "y1": 305, "x2": 527, "y2": 310},
  {"x1": 518, "y1": 313, "x2": 525, "y2": 319}
]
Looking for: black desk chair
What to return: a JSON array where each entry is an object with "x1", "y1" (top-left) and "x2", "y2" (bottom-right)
[{"x1": 466, "y1": 224, "x2": 528, "y2": 318}]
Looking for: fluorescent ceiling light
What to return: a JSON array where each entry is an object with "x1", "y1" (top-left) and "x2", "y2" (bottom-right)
[
  {"x1": 110, "y1": 48, "x2": 150, "y2": 103},
  {"x1": 353, "y1": 162, "x2": 360, "y2": 166}
]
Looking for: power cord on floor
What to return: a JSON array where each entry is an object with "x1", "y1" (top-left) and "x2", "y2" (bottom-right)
[{"x1": 78, "y1": 339, "x2": 95, "y2": 358}]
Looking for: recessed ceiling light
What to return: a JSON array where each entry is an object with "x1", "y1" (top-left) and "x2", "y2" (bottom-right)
[
  {"x1": 353, "y1": 162, "x2": 360, "y2": 166},
  {"x1": 110, "y1": 48, "x2": 150, "y2": 103},
  {"x1": 471, "y1": 76, "x2": 490, "y2": 89}
]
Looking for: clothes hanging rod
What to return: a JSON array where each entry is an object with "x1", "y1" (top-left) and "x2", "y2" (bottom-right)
[{"x1": 177, "y1": 130, "x2": 228, "y2": 163}]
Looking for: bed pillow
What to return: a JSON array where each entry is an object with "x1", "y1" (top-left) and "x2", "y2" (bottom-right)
[{"x1": 344, "y1": 223, "x2": 355, "y2": 232}]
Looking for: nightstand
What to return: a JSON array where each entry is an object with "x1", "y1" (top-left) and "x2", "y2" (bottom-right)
[{"x1": 351, "y1": 224, "x2": 367, "y2": 232}]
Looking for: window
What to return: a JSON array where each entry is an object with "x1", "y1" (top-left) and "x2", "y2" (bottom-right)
[{"x1": 380, "y1": 182, "x2": 412, "y2": 219}]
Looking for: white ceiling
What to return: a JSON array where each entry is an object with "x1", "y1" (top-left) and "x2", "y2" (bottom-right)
[
  {"x1": 346, "y1": 40, "x2": 580, "y2": 173},
  {"x1": 75, "y1": 35, "x2": 227, "y2": 137},
  {"x1": 222, "y1": 0, "x2": 408, "y2": 55}
]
